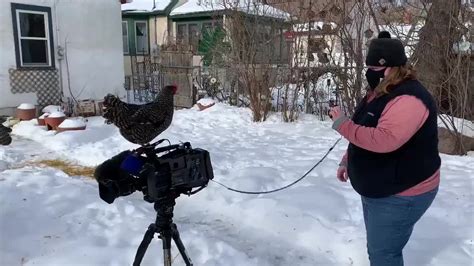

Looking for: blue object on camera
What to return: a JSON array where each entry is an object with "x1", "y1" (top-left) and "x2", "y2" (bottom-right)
[{"x1": 121, "y1": 153, "x2": 145, "y2": 176}]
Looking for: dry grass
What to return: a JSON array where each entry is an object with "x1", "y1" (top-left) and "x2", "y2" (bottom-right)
[{"x1": 30, "y1": 159, "x2": 96, "y2": 179}]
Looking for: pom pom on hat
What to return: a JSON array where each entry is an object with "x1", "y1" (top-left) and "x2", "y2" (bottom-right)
[{"x1": 378, "y1": 31, "x2": 391, "y2": 39}]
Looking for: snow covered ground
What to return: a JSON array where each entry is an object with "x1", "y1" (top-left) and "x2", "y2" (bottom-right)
[{"x1": 1, "y1": 103, "x2": 473, "y2": 266}]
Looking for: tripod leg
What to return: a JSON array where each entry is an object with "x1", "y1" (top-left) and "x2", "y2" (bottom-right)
[
  {"x1": 133, "y1": 224, "x2": 157, "y2": 266},
  {"x1": 171, "y1": 223, "x2": 194, "y2": 266},
  {"x1": 160, "y1": 229, "x2": 173, "y2": 266}
]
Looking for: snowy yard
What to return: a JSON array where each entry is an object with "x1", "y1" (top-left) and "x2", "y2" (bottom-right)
[{"x1": 1, "y1": 103, "x2": 473, "y2": 266}]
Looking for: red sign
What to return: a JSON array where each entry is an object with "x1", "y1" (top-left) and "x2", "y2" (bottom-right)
[{"x1": 284, "y1": 31, "x2": 295, "y2": 41}]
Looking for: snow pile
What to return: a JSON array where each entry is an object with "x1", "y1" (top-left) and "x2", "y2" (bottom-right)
[
  {"x1": 17, "y1": 103, "x2": 35, "y2": 110},
  {"x1": 271, "y1": 76, "x2": 337, "y2": 111},
  {"x1": 197, "y1": 98, "x2": 216, "y2": 106},
  {"x1": 42, "y1": 105, "x2": 62, "y2": 114},
  {"x1": 2, "y1": 103, "x2": 474, "y2": 265},
  {"x1": 59, "y1": 118, "x2": 87, "y2": 129},
  {"x1": 271, "y1": 85, "x2": 305, "y2": 109},
  {"x1": 13, "y1": 117, "x2": 135, "y2": 166},
  {"x1": 48, "y1": 111, "x2": 66, "y2": 118}
]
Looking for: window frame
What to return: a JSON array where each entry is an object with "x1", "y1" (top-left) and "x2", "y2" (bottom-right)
[
  {"x1": 176, "y1": 23, "x2": 188, "y2": 44},
  {"x1": 134, "y1": 20, "x2": 149, "y2": 55},
  {"x1": 176, "y1": 20, "x2": 223, "y2": 46},
  {"x1": 122, "y1": 21, "x2": 130, "y2": 55},
  {"x1": 11, "y1": 3, "x2": 55, "y2": 69},
  {"x1": 187, "y1": 23, "x2": 200, "y2": 47}
]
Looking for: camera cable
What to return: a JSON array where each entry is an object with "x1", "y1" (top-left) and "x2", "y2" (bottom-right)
[{"x1": 211, "y1": 137, "x2": 343, "y2": 195}]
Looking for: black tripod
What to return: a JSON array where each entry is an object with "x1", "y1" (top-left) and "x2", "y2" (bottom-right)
[{"x1": 133, "y1": 195, "x2": 193, "y2": 266}]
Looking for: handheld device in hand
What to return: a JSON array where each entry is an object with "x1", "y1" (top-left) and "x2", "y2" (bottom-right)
[{"x1": 328, "y1": 100, "x2": 338, "y2": 119}]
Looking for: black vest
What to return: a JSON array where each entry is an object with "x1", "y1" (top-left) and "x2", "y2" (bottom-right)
[{"x1": 347, "y1": 79, "x2": 441, "y2": 198}]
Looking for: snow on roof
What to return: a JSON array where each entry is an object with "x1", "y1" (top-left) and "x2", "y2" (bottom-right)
[
  {"x1": 170, "y1": 0, "x2": 213, "y2": 15},
  {"x1": 121, "y1": 0, "x2": 173, "y2": 12},
  {"x1": 171, "y1": 0, "x2": 289, "y2": 19}
]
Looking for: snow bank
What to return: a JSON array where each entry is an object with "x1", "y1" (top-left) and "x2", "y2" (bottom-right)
[
  {"x1": 59, "y1": 118, "x2": 87, "y2": 129},
  {"x1": 3, "y1": 102, "x2": 474, "y2": 265},
  {"x1": 13, "y1": 117, "x2": 136, "y2": 166},
  {"x1": 271, "y1": 77, "x2": 337, "y2": 111}
]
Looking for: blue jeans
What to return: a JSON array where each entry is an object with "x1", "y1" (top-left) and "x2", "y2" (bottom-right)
[{"x1": 362, "y1": 187, "x2": 438, "y2": 266}]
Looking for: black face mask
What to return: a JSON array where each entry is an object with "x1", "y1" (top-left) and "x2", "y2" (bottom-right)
[{"x1": 365, "y1": 69, "x2": 385, "y2": 90}]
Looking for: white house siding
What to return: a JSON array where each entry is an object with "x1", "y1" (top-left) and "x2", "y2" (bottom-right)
[
  {"x1": 154, "y1": 16, "x2": 169, "y2": 47},
  {"x1": 0, "y1": 0, "x2": 125, "y2": 114}
]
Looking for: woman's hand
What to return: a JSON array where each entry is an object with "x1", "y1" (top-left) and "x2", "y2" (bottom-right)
[
  {"x1": 329, "y1": 106, "x2": 343, "y2": 122},
  {"x1": 337, "y1": 166, "x2": 349, "y2": 182}
]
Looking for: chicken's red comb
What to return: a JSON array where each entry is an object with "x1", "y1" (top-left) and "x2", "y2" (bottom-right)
[{"x1": 170, "y1": 84, "x2": 178, "y2": 94}]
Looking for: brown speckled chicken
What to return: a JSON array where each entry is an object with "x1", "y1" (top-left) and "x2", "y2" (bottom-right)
[{"x1": 102, "y1": 85, "x2": 177, "y2": 145}]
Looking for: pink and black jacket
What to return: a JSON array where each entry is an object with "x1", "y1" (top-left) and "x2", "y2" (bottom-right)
[{"x1": 333, "y1": 79, "x2": 441, "y2": 198}]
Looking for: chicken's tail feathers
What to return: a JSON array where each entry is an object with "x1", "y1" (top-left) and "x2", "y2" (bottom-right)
[{"x1": 102, "y1": 94, "x2": 126, "y2": 125}]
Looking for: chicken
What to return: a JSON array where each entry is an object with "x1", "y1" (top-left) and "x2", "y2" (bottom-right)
[
  {"x1": 102, "y1": 85, "x2": 177, "y2": 145},
  {"x1": 0, "y1": 118, "x2": 12, "y2": 146}
]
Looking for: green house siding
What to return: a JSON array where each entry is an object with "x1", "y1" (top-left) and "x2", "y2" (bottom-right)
[{"x1": 171, "y1": 12, "x2": 289, "y2": 64}]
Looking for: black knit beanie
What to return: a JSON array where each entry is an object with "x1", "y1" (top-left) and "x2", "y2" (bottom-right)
[{"x1": 366, "y1": 31, "x2": 407, "y2": 67}]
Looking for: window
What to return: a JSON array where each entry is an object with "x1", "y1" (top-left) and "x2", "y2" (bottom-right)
[
  {"x1": 11, "y1": 3, "x2": 55, "y2": 68},
  {"x1": 175, "y1": 20, "x2": 224, "y2": 51},
  {"x1": 202, "y1": 22, "x2": 213, "y2": 34},
  {"x1": 177, "y1": 20, "x2": 223, "y2": 45},
  {"x1": 177, "y1": 24, "x2": 187, "y2": 43},
  {"x1": 122, "y1": 21, "x2": 129, "y2": 54},
  {"x1": 188, "y1": 24, "x2": 200, "y2": 47},
  {"x1": 135, "y1": 21, "x2": 148, "y2": 54}
]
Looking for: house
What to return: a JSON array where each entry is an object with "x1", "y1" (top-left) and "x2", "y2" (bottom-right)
[
  {"x1": 121, "y1": 0, "x2": 289, "y2": 68},
  {"x1": 121, "y1": 0, "x2": 183, "y2": 76},
  {"x1": 121, "y1": 0, "x2": 290, "y2": 108},
  {"x1": 0, "y1": 0, "x2": 126, "y2": 115},
  {"x1": 169, "y1": 0, "x2": 290, "y2": 64}
]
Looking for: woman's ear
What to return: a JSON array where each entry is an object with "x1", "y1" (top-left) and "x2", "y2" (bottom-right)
[{"x1": 384, "y1": 67, "x2": 393, "y2": 77}]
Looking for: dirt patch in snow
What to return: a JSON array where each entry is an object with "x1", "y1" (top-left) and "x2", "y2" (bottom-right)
[{"x1": 28, "y1": 159, "x2": 96, "y2": 179}]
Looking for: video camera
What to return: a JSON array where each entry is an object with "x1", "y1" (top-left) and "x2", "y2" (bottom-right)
[{"x1": 94, "y1": 140, "x2": 214, "y2": 204}]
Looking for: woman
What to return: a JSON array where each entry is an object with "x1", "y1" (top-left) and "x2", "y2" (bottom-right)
[{"x1": 329, "y1": 32, "x2": 441, "y2": 266}]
